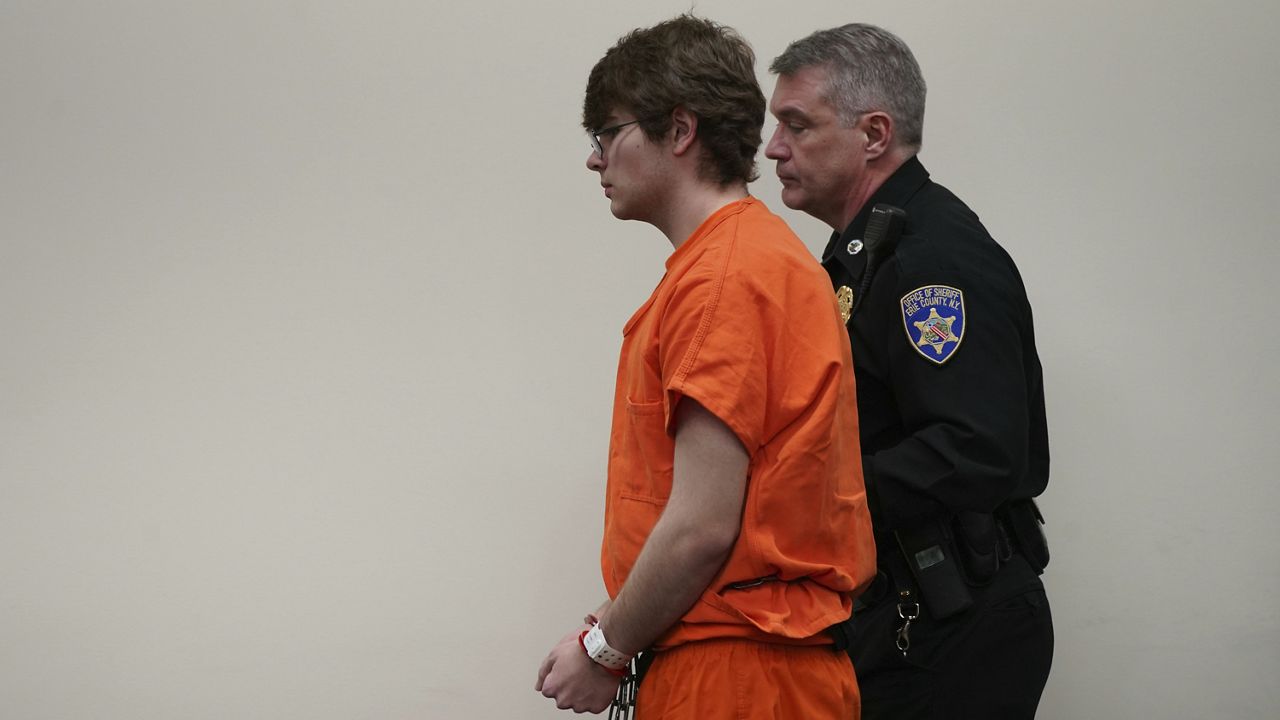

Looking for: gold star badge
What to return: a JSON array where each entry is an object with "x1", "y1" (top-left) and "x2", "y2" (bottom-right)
[
  {"x1": 836, "y1": 286, "x2": 854, "y2": 323},
  {"x1": 913, "y1": 308, "x2": 960, "y2": 354}
]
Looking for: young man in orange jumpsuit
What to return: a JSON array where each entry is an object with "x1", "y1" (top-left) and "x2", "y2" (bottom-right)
[{"x1": 535, "y1": 15, "x2": 877, "y2": 718}]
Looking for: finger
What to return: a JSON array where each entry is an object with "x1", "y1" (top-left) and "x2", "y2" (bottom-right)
[
  {"x1": 535, "y1": 654, "x2": 556, "y2": 691},
  {"x1": 540, "y1": 673, "x2": 558, "y2": 699}
]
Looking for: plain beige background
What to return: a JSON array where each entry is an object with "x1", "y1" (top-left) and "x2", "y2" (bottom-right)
[{"x1": 3, "y1": 1, "x2": 1278, "y2": 717}]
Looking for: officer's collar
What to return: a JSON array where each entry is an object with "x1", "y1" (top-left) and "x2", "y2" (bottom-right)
[{"x1": 822, "y1": 155, "x2": 931, "y2": 262}]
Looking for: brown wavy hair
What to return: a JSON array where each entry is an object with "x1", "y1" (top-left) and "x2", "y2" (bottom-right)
[{"x1": 583, "y1": 14, "x2": 765, "y2": 185}]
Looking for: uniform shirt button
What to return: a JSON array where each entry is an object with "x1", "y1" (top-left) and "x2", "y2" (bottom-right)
[{"x1": 847, "y1": 239, "x2": 864, "y2": 255}]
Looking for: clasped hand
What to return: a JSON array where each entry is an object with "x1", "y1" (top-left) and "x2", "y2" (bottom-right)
[{"x1": 535, "y1": 627, "x2": 622, "y2": 713}]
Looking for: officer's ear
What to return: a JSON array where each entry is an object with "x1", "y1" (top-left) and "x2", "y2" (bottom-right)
[
  {"x1": 861, "y1": 111, "x2": 894, "y2": 161},
  {"x1": 670, "y1": 106, "x2": 698, "y2": 157}
]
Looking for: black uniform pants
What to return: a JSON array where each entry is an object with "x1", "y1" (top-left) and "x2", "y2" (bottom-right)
[{"x1": 849, "y1": 554, "x2": 1053, "y2": 720}]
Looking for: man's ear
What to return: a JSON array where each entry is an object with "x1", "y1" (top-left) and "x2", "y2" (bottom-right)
[
  {"x1": 670, "y1": 106, "x2": 699, "y2": 156},
  {"x1": 862, "y1": 111, "x2": 895, "y2": 160}
]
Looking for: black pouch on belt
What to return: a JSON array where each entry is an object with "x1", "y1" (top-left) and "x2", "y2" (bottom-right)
[
  {"x1": 894, "y1": 520, "x2": 974, "y2": 620},
  {"x1": 952, "y1": 511, "x2": 1001, "y2": 585},
  {"x1": 1002, "y1": 499, "x2": 1050, "y2": 573}
]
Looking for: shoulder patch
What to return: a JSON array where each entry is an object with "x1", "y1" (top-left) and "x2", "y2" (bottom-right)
[{"x1": 901, "y1": 285, "x2": 965, "y2": 365}]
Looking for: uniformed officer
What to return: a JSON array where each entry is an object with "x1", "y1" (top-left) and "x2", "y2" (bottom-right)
[{"x1": 764, "y1": 24, "x2": 1054, "y2": 718}]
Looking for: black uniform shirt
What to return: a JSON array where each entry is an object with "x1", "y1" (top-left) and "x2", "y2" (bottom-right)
[{"x1": 824, "y1": 156, "x2": 1049, "y2": 531}]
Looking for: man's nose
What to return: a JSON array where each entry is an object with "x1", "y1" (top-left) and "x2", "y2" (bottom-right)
[
  {"x1": 586, "y1": 149, "x2": 605, "y2": 171},
  {"x1": 764, "y1": 125, "x2": 787, "y2": 161}
]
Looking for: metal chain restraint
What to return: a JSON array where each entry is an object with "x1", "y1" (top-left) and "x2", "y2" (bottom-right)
[{"x1": 607, "y1": 658, "x2": 637, "y2": 720}]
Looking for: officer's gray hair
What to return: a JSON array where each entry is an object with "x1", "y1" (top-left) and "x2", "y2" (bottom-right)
[{"x1": 770, "y1": 23, "x2": 926, "y2": 150}]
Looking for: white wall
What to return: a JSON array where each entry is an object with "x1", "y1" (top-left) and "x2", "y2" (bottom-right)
[{"x1": 2, "y1": 1, "x2": 1277, "y2": 717}]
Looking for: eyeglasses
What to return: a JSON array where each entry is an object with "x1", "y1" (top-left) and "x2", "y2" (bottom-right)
[
  {"x1": 587, "y1": 119, "x2": 645, "y2": 158},
  {"x1": 589, "y1": 111, "x2": 676, "y2": 158}
]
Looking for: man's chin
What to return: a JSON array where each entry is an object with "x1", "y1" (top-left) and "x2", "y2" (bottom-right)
[{"x1": 778, "y1": 186, "x2": 806, "y2": 212}]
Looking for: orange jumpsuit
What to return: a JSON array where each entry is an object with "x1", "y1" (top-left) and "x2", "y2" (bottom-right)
[{"x1": 601, "y1": 198, "x2": 877, "y2": 719}]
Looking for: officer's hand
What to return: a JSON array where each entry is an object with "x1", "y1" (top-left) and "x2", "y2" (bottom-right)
[{"x1": 535, "y1": 629, "x2": 621, "y2": 713}]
